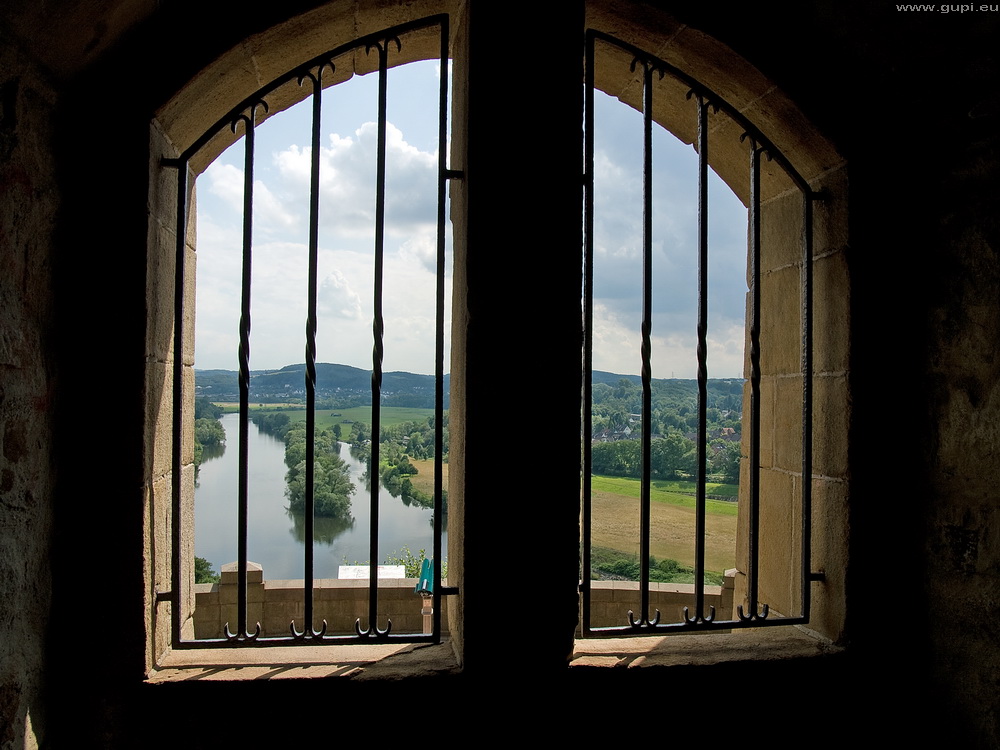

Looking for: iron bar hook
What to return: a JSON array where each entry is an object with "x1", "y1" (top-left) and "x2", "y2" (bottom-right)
[
  {"x1": 290, "y1": 619, "x2": 329, "y2": 639},
  {"x1": 223, "y1": 622, "x2": 261, "y2": 641},
  {"x1": 355, "y1": 618, "x2": 393, "y2": 637},
  {"x1": 627, "y1": 609, "x2": 661, "y2": 628},
  {"x1": 683, "y1": 605, "x2": 716, "y2": 625},
  {"x1": 736, "y1": 602, "x2": 770, "y2": 621}
]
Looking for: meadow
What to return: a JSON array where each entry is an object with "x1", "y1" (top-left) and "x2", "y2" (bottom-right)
[{"x1": 589, "y1": 475, "x2": 737, "y2": 575}]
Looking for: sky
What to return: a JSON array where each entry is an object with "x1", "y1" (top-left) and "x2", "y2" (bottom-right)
[{"x1": 194, "y1": 59, "x2": 748, "y2": 379}]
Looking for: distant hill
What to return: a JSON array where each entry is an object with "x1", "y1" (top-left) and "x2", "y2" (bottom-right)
[
  {"x1": 195, "y1": 363, "x2": 448, "y2": 408},
  {"x1": 196, "y1": 364, "x2": 742, "y2": 410}
]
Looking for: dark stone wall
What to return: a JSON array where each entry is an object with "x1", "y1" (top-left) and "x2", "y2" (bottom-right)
[
  {"x1": 0, "y1": 1, "x2": 998, "y2": 746},
  {"x1": 0, "y1": 29, "x2": 57, "y2": 750}
]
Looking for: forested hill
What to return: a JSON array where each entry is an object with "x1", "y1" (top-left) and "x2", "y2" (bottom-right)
[
  {"x1": 195, "y1": 363, "x2": 743, "y2": 413},
  {"x1": 195, "y1": 363, "x2": 449, "y2": 408}
]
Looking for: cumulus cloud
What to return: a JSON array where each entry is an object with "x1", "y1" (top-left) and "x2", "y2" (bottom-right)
[
  {"x1": 271, "y1": 121, "x2": 437, "y2": 239},
  {"x1": 318, "y1": 269, "x2": 364, "y2": 320}
]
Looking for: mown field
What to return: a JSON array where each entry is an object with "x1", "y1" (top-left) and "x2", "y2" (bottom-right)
[
  {"x1": 408, "y1": 458, "x2": 446, "y2": 497},
  {"x1": 589, "y1": 475, "x2": 737, "y2": 575}
]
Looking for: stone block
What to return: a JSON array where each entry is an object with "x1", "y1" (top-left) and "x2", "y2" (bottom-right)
[
  {"x1": 812, "y1": 375, "x2": 850, "y2": 480},
  {"x1": 811, "y1": 165, "x2": 850, "y2": 256},
  {"x1": 183, "y1": 244, "x2": 196, "y2": 366},
  {"x1": 759, "y1": 264, "x2": 801, "y2": 376},
  {"x1": 757, "y1": 374, "x2": 775, "y2": 469},
  {"x1": 813, "y1": 249, "x2": 850, "y2": 374},
  {"x1": 761, "y1": 189, "x2": 805, "y2": 271},
  {"x1": 144, "y1": 360, "x2": 172, "y2": 480},
  {"x1": 179, "y1": 369, "x2": 196, "y2": 467},
  {"x1": 773, "y1": 374, "x2": 804, "y2": 473},
  {"x1": 757, "y1": 467, "x2": 800, "y2": 616},
  {"x1": 150, "y1": 477, "x2": 171, "y2": 595},
  {"x1": 144, "y1": 220, "x2": 177, "y2": 363},
  {"x1": 807, "y1": 477, "x2": 848, "y2": 641},
  {"x1": 148, "y1": 121, "x2": 179, "y2": 220}
]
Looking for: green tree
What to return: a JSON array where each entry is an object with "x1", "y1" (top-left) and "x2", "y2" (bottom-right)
[
  {"x1": 285, "y1": 425, "x2": 355, "y2": 519},
  {"x1": 194, "y1": 556, "x2": 220, "y2": 584}
]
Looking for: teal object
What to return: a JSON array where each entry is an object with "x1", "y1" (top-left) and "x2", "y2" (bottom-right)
[{"x1": 414, "y1": 557, "x2": 433, "y2": 594}]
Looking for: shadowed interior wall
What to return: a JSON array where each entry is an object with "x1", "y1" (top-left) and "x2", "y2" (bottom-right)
[{"x1": 0, "y1": 1, "x2": 998, "y2": 746}]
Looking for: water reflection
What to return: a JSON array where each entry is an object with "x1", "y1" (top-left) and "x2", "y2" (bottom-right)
[
  {"x1": 195, "y1": 413, "x2": 446, "y2": 579},
  {"x1": 287, "y1": 509, "x2": 356, "y2": 545}
]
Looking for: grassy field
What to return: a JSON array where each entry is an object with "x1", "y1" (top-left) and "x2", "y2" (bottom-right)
[
  {"x1": 589, "y1": 475, "x2": 737, "y2": 574},
  {"x1": 408, "y1": 458, "x2": 447, "y2": 496}
]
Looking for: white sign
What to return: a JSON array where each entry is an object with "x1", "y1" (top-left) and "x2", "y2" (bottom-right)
[{"x1": 338, "y1": 565, "x2": 406, "y2": 579}]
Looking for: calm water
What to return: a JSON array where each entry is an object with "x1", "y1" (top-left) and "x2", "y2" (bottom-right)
[{"x1": 195, "y1": 413, "x2": 445, "y2": 580}]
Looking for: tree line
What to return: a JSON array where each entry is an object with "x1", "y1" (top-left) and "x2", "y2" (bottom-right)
[
  {"x1": 350, "y1": 415, "x2": 448, "y2": 511},
  {"x1": 194, "y1": 398, "x2": 226, "y2": 472},
  {"x1": 591, "y1": 433, "x2": 740, "y2": 484}
]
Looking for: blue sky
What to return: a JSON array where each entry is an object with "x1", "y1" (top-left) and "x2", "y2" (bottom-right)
[{"x1": 195, "y1": 59, "x2": 748, "y2": 378}]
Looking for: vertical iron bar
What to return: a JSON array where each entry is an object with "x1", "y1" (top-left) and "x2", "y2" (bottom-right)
[
  {"x1": 582, "y1": 30, "x2": 596, "y2": 634},
  {"x1": 801, "y1": 190, "x2": 814, "y2": 619},
  {"x1": 743, "y1": 135, "x2": 763, "y2": 620},
  {"x1": 637, "y1": 60, "x2": 654, "y2": 626},
  {"x1": 227, "y1": 104, "x2": 264, "y2": 640},
  {"x1": 693, "y1": 93, "x2": 710, "y2": 622},
  {"x1": 171, "y1": 159, "x2": 188, "y2": 647},
  {"x1": 238, "y1": 116, "x2": 254, "y2": 637},
  {"x1": 364, "y1": 38, "x2": 395, "y2": 637},
  {"x1": 432, "y1": 19, "x2": 449, "y2": 641},
  {"x1": 297, "y1": 65, "x2": 328, "y2": 637}
]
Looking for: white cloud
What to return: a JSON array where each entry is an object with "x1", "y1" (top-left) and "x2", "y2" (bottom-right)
[
  {"x1": 318, "y1": 268, "x2": 364, "y2": 320},
  {"x1": 271, "y1": 121, "x2": 437, "y2": 239}
]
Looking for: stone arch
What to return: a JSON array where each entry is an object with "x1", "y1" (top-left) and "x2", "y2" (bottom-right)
[{"x1": 155, "y1": 0, "x2": 461, "y2": 173}]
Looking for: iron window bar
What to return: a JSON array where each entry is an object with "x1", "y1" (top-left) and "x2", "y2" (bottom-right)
[
  {"x1": 166, "y1": 15, "x2": 453, "y2": 647},
  {"x1": 581, "y1": 30, "x2": 820, "y2": 637}
]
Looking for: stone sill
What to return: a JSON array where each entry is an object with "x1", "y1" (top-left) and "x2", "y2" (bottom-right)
[
  {"x1": 570, "y1": 626, "x2": 842, "y2": 669},
  {"x1": 147, "y1": 640, "x2": 460, "y2": 683},
  {"x1": 148, "y1": 626, "x2": 838, "y2": 683}
]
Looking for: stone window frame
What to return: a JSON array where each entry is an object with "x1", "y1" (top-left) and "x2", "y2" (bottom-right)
[
  {"x1": 142, "y1": 0, "x2": 851, "y2": 675},
  {"x1": 580, "y1": 18, "x2": 849, "y2": 642}
]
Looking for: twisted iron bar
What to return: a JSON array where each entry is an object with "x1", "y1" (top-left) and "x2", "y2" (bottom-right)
[
  {"x1": 739, "y1": 130, "x2": 771, "y2": 627},
  {"x1": 230, "y1": 99, "x2": 267, "y2": 644},
  {"x1": 289, "y1": 59, "x2": 336, "y2": 642},
  {"x1": 354, "y1": 32, "x2": 400, "y2": 642}
]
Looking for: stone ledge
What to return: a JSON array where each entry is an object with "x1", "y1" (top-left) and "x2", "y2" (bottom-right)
[
  {"x1": 570, "y1": 626, "x2": 841, "y2": 669},
  {"x1": 147, "y1": 640, "x2": 460, "y2": 683}
]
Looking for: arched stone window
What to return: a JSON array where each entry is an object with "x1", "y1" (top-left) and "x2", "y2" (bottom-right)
[
  {"x1": 580, "y1": 11, "x2": 848, "y2": 642},
  {"x1": 143, "y1": 0, "x2": 849, "y2": 671}
]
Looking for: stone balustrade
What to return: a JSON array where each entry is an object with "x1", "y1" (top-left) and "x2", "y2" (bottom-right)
[{"x1": 193, "y1": 563, "x2": 735, "y2": 638}]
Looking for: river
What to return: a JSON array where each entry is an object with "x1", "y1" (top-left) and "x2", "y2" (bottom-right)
[{"x1": 195, "y1": 413, "x2": 445, "y2": 580}]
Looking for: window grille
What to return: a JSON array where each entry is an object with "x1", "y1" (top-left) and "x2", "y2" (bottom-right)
[
  {"x1": 581, "y1": 30, "x2": 822, "y2": 636},
  {"x1": 165, "y1": 16, "x2": 454, "y2": 646}
]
